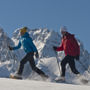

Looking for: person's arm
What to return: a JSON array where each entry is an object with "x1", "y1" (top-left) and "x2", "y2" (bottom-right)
[{"x1": 13, "y1": 41, "x2": 21, "y2": 50}]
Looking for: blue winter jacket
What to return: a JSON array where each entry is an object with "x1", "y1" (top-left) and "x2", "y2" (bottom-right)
[{"x1": 13, "y1": 32, "x2": 37, "y2": 53}]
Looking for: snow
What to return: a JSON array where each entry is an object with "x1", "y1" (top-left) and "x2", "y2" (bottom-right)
[
  {"x1": 0, "y1": 78, "x2": 90, "y2": 90},
  {"x1": 0, "y1": 57, "x2": 90, "y2": 85},
  {"x1": 0, "y1": 27, "x2": 90, "y2": 89}
]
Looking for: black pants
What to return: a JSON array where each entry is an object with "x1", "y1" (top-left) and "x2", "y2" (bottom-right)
[
  {"x1": 61, "y1": 55, "x2": 80, "y2": 77},
  {"x1": 17, "y1": 52, "x2": 46, "y2": 76}
]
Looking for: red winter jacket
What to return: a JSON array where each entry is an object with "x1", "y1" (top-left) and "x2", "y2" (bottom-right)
[{"x1": 56, "y1": 32, "x2": 80, "y2": 56}]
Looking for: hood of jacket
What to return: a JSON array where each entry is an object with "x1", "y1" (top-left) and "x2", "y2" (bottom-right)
[{"x1": 63, "y1": 32, "x2": 75, "y2": 40}]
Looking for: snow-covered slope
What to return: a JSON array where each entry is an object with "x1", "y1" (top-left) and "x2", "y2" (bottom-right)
[
  {"x1": 0, "y1": 78, "x2": 90, "y2": 90},
  {"x1": 0, "y1": 27, "x2": 90, "y2": 85},
  {"x1": 0, "y1": 28, "x2": 19, "y2": 77},
  {"x1": 12, "y1": 28, "x2": 90, "y2": 84}
]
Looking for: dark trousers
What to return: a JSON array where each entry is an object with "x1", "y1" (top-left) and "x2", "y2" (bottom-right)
[
  {"x1": 17, "y1": 52, "x2": 46, "y2": 76},
  {"x1": 61, "y1": 55, "x2": 80, "y2": 77}
]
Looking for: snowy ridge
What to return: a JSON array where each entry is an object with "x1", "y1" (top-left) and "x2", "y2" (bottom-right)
[
  {"x1": 12, "y1": 28, "x2": 61, "y2": 58},
  {"x1": 0, "y1": 27, "x2": 90, "y2": 85},
  {"x1": 0, "y1": 28, "x2": 19, "y2": 77},
  {"x1": 12, "y1": 28, "x2": 90, "y2": 84}
]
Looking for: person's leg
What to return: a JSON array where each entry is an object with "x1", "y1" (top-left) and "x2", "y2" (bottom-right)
[
  {"x1": 61, "y1": 56, "x2": 69, "y2": 77},
  {"x1": 17, "y1": 54, "x2": 29, "y2": 75},
  {"x1": 28, "y1": 53, "x2": 48, "y2": 77},
  {"x1": 68, "y1": 56, "x2": 80, "y2": 74}
]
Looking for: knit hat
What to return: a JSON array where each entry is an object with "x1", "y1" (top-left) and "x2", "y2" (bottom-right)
[
  {"x1": 20, "y1": 27, "x2": 27, "y2": 34},
  {"x1": 60, "y1": 26, "x2": 67, "y2": 33}
]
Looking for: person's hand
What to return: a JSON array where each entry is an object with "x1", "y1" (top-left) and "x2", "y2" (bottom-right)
[
  {"x1": 35, "y1": 52, "x2": 39, "y2": 58},
  {"x1": 75, "y1": 55, "x2": 80, "y2": 61},
  {"x1": 53, "y1": 46, "x2": 57, "y2": 51},
  {"x1": 8, "y1": 46, "x2": 13, "y2": 50}
]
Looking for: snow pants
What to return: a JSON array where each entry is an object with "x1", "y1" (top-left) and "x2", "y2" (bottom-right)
[
  {"x1": 17, "y1": 52, "x2": 46, "y2": 76},
  {"x1": 61, "y1": 55, "x2": 80, "y2": 77}
]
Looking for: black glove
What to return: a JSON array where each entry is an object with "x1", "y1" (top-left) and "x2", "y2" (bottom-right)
[
  {"x1": 53, "y1": 46, "x2": 57, "y2": 51},
  {"x1": 8, "y1": 46, "x2": 13, "y2": 50},
  {"x1": 75, "y1": 55, "x2": 80, "y2": 61},
  {"x1": 35, "y1": 52, "x2": 39, "y2": 58}
]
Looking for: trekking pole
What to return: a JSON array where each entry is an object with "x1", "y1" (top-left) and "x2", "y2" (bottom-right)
[
  {"x1": 7, "y1": 44, "x2": 18, "y2": 65},
  {"x1": 78, "y1": 60, "x2": 90, "y2": 73},
  {"x1": 54, "y1": 51, "x2": 61, "y2": 76}
]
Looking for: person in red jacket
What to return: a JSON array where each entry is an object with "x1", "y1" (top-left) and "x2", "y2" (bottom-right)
[{"x1": 53, "y1": 26, "x2": 80, "y2": 81}]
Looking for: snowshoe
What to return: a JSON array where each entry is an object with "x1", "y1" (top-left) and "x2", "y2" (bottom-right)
[{"x1": 10, "y1": 74, "x2": 22, "y2": 80}]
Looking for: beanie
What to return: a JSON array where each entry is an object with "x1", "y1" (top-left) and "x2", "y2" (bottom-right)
[{"x1": 60, "y1": 26, "x2": 67, "y2": 33}]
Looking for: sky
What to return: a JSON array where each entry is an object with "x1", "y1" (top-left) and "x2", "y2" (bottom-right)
[{"x1": 0, "y1": 0, "x2": 90, "y2": 52}]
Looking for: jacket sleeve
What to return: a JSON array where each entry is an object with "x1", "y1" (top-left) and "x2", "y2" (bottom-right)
[
  {"x1": 13, "y1": 41, "x2": 21, "y2": 50},
  {"x1": 27, "y1": 38, "x2": 38, "y2": 52},
  {"x1": 56, "y1": 40, "x2": 64, "y2": 51}
]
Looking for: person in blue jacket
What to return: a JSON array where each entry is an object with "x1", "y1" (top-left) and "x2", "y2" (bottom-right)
[{"x1": 9, "y1": 27, "x2": 48, "y2": 78}]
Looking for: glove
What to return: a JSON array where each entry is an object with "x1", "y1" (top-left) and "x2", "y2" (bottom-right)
[
  {"x1": 53, "y1": 46, "x2": 57, "y2": 51},
  {"x1": 35, "y1": 52, "x2": 39, "y2": 58},
  {"x1": 8, "y1": 46, "x2": 13, "y2": 50},
  {"x1": 75, "y1": 55, "x2": 80, "y2": 61}
]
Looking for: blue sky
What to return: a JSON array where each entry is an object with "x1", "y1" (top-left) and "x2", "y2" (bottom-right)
[{"x1": 0, "y1": 0, "x2": 90, "y2": 52}]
